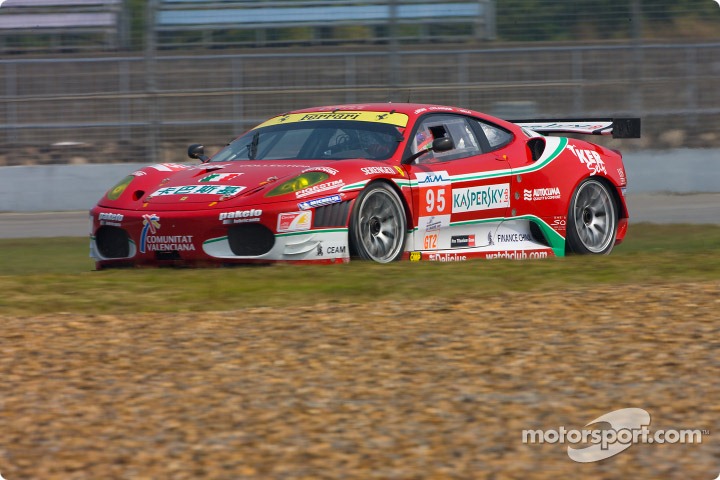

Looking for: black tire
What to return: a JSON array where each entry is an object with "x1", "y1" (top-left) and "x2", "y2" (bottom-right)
[
  {"x1": 349, "y1": 183, "x2": 407, "y2": 263},
  {"x1": 566, "y1": 178, "x2": 618, "y2": 255}
]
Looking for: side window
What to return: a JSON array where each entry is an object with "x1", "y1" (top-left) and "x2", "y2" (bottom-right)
[
  {"x1": 474, "y1": 120, "x2": 513, "y2": 151},
  {"x1": 410, "y1": 115, "x2": 482, "y2": 163}
]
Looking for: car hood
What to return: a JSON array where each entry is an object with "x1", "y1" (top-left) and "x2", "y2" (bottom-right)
[{"x1": 142, "y1": 161, "x2": 334, "y2": 205}]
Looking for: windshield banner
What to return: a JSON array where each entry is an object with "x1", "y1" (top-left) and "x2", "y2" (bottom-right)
[{"x1": 255, "y1": 111, "x2": 409, "y2": 129}]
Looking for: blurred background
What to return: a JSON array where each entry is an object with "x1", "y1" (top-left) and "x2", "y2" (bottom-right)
[{"x1": 0, "y1": 0, "x2": 718, "y2": 166}]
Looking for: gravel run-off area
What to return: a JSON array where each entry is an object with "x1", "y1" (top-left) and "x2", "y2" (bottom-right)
[{"x1": 1, "y1": 281, "x2": 719, "y2": 479}]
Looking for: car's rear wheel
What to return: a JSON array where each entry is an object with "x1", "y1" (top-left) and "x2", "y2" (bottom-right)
[
  {"x1": 566, "y1": 178, "x2": 618, "y2": 255},
  {"x1": 349, "y1": 183, "x2": 407, "y2": 263}
]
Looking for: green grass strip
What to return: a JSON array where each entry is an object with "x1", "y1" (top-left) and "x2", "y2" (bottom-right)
[{"x1": 0, "y1": 223, "x2": 719, "y2": 316}]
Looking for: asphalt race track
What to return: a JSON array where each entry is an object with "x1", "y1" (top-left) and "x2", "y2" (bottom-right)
[
  {"x1": 0, "y1": 211, "x2": 90, "y2": 239},
  {"x1": 0, "y1": 193, "x2": 718, "y2": 239}
]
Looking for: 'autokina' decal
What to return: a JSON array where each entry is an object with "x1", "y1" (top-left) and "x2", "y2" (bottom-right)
[{"x1": 408, "y1": 137, "x2": 568, "y2": 185}]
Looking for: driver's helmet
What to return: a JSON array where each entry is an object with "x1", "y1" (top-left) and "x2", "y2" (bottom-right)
[{"x1": 413, "y1": 127, "x2": 434, "y2": 154}]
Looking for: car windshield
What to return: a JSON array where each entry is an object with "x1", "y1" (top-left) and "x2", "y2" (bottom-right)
[{"x1": 211, "y1": 120, "x2": 403, "y2": 162}]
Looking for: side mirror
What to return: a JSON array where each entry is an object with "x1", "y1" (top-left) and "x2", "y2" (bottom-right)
[
  {"x1": 401, "y1": 136, "x2": 455, "y2": 165},
  {"x1": 188, "y1": 144, "x2": 209, "y2": 163},
  {"x1": 432, "y1": 137, "x2": 454, "y2": 153}
]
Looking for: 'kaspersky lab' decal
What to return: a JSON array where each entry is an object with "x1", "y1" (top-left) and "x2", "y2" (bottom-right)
[{"x1": 452, "y1": 183, "x2": 510, "y2": 213}]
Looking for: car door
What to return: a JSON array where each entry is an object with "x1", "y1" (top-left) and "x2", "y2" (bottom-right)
[{"x1": 405, "y1": 114, "x2": 513, "y2": 255}]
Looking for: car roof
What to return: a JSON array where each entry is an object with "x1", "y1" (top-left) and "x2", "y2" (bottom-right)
[
  {"x1": 288, "y1": 103, "x2": 464, "y2": 116},
  {"x1": 286, "y1": 103, "x2": 519, "y2": 131}
]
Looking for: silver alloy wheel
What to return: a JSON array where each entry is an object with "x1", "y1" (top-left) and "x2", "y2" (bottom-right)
[
  {"x1": 571, "y1": 179, "x2": 616, "y2": 253},
  {"x1": 351, "y1": 184, "x2": 406, "y2": 263}
]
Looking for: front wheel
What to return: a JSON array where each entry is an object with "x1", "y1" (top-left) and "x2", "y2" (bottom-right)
[
  {"x1": 349, "y1": 183, "x2": 407, "y2": 263},
  {"x1": 566, "y1": 178, "x2": 618, "y2": 255}
]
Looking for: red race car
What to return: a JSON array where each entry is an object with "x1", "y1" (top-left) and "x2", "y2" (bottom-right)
[{"x1": 90, "y1": 103, "x2": 639, "y2": 268}]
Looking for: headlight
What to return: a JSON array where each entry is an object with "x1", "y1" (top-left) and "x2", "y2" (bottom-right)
[
  {"x1": 106, "y1": 175, "x2": 134, "y2": 200},
  {"x1": 265, "y1": 172, "x2": 328, "y2": 197}
]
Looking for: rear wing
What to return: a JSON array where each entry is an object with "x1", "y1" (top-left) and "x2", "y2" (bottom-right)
[{"x1": 511, "y1": 118, "x2": 641, "y2": 139}]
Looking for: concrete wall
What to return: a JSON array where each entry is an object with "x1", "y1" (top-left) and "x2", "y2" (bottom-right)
[
  {"x1": 0, "y1": 149, "x2": 718, "y2": 212},
  {"x1": 624, "y1": 149, "x2": 720, "y2": 193},
  {"x1": 0, "y1": 163, "x2": 147, "y2": 212}
]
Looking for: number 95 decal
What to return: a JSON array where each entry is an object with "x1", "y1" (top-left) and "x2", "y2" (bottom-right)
[
  {"x1": 424, "y1": 188, "x2": 447, "y2": 215},
  {"x1": 416, "y1": 171, "x2": 451, "y2": 216}
]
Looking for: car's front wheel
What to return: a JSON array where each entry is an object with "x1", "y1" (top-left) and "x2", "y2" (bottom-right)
[
  {"x1": 566, "y1": 178, "x2": 618, "y2": 255},
  {"x1": 349, "y1": 183, "x2": 407, "y2": 263}
]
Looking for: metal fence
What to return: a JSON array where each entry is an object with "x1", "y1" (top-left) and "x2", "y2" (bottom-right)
[
  {"x1": 151, "y1": 0, "x2": 495, "y2": 48},
  {"x1": 1, "y1": 42, "x2": 719, "y2": 166}
]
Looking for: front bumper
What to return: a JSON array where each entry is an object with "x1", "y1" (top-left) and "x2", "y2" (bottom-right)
[{"x1": 90, "y1": 201, "x2": 352, "y2": 268}]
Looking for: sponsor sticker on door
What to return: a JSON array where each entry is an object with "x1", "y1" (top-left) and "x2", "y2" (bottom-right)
[{"x1": 452, "y1": 183, "x2": 510, "y2": 213}]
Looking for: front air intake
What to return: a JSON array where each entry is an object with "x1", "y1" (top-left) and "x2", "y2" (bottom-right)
[
  {"x1": 314, "y1": 201, "x2": 351, "y2": 228},
  {"x1": 95, "y1": 226, "x2": 130, "y2": 258},
  {"x1": 227, "y1": 223, "x2": 275, "y2": 256}
]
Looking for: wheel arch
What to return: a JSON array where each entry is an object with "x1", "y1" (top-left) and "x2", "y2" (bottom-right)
[
  {"x1": 593, "y1": 175, "x2": 627, "y2": 219},
  {"x1": 565, "y1": 175, "x2": 620, "y2": 255},
  {"x1": 347, "y1": 178, "x2": 412, "y2": 261},
  {"x1": 567, "y1": 174, "x2": 626, "y2": 220},
  {"x1": 348, "y1": 178, "x2": 413, "y2": 232}
]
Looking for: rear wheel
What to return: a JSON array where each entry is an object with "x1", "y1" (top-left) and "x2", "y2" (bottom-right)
[
  {"x1": 349, "y1": 183, "x2": 407, "y2": 263},
  {"x1": 566, "y1": 178, "x2": 618, "y2": 255}
]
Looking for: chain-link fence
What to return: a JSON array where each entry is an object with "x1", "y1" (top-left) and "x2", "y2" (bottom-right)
[{"x1": 2, "y1": 42, "x2": 719, "y2": 166}]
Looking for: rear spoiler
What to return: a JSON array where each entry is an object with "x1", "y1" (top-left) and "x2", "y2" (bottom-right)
[{"x1": 511, "y1": 118, "x2": 641, "y2": 139}]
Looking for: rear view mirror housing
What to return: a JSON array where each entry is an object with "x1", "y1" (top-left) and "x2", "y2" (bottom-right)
[{"x1": 402, "y1": 136, "x2": 455, "y2": 164}]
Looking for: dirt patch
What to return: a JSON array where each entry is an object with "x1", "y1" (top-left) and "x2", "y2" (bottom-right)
[{"x1": 1, "y1": 282, "x2": 719, "y2": 479}]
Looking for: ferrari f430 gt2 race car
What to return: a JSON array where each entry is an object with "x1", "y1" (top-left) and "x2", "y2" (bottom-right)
[{"x1": 90, "y1": 103, "x2": 640, "y2": 268}]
